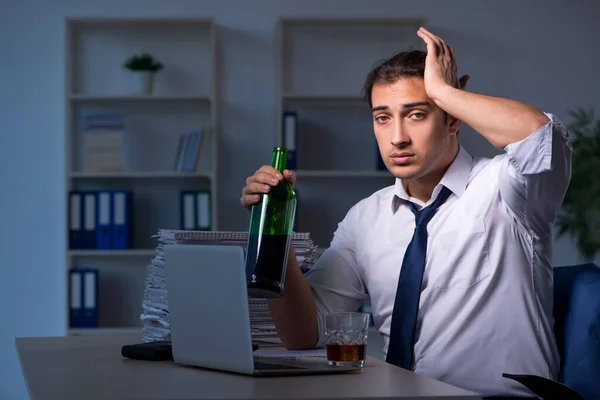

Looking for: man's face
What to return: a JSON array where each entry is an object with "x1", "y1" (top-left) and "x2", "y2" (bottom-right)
[{"x1": 371, "y1": 77, "x2": 460, "y2": 182}]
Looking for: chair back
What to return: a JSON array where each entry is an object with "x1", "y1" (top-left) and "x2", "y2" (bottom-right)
[{"x1": 553, "y1": 263, "x2": 600, "y2": 400}]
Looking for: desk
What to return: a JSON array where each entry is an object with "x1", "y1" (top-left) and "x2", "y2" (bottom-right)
[{"x1": 15, "y1": 334, "x2": 482, "y2": 400}]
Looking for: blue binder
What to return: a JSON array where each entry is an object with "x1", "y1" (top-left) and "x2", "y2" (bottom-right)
[
  {"x1": 111, "y1": 190, "x2": 133, "y2": 249},
  {"x1": 195, "y1": 190, "x2": 212, "y2": 231},
  {"x1": 81, "y1": 268, "x2": 98, "y2": 328},
  {"x1": 96, "y1": 190, "x2": 112, "y2": 249},
  {"x1": 69, "y1": 269, "x2": 83, "y2": 327},
  {"x1": 179, "y1": 190, "x2": 212, "y2": 231},
  {"x1": 69, "y1": 268, "x2": 98, "y2": 328},
  {"x1": 69, "y1": 191, "x2": 83, "y2": 249},
  {"x1": 180, "y1": 190, "x2": 196, "y2": 230},
  {"x1": 81, "y1": 191, "x2": 97, "y2": 249}
]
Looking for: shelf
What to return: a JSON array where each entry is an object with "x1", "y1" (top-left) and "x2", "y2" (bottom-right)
[
  {"x1": 279, "y1": 17, "x2": 425, "y2": 27},
  {"x1": 295, "y1": 170, "x2": 392, "y2": 178},
  {"x1": 67, "y1": 17, "x2": 214, "y2": 27},
  {"x1": 64, "y1": 16, "x2": 219, "y2": 334},
  {"x1": 68, "y1": 249, "x2": 156, "y2": 257},
  {"x1": 283, "y1": 94, "x2": 365, "y2": 103},
  {"x1": 68, "y1": 327, "x2": 142, "y2": 336},
  {"x1": 69, "y1": 94, "x2": 211, "y2": 104},
  {"x1": 278, "y1": 18, "x2": 424, "y2": 101},
  {"x1": 69, "y1": 171, "x2": 213, "y2": 180}
]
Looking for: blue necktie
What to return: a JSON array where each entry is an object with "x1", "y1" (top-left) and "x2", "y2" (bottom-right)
[{"x1": 386, "y1": 185, "x2": 452, "y2": 369}]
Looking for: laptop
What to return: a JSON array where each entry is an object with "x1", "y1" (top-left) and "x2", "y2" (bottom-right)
[{"x1": 163, "y1": 243, "x2": 362, "y2": 376}]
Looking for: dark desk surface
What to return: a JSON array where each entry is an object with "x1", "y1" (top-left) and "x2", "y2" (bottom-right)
[{"x1": 15, "y1": 334, "x2": 482, "y2": 400}]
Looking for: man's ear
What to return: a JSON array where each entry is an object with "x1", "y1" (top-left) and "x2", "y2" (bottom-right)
[
  {"x1": 448, "y1": 114, "x2": 462, "y2": 135},
  {"x1": 459, "y1": 74, "x2": 470, "y2": 90},
  {"x1": 458, "y1": 75, "x2": 471, "y2": 90}
]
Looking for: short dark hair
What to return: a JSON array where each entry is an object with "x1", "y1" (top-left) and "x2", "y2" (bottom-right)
[
  {"x1": 362, "y1": 50, "x2": 426, "y2": 108},
  {"x1": 362, "y1": 49, "x2": 453, "y2": 127}
]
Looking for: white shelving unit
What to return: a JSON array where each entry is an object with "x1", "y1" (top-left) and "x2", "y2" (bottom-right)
[
  {"x1": 64, "y1": 17, "x2": 218, "y2": 335},
  {"x1": 275, "y1": 17, "x2": 425, "y2": 247}
]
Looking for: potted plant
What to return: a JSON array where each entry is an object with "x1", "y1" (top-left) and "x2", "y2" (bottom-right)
[
  {"x1": 556, "y1": 107, "x2": 600, "y2": 262},
  {"x1": 123, "y1": 52, "x2": 165, "y2": 95}
]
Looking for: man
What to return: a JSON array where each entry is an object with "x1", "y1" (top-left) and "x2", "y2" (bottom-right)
[{"x1": 240, "y1": 27, "x2": 572, "y2": 398}]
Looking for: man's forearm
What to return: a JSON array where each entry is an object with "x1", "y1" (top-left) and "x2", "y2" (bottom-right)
[
  {"x1": 433, "y1": 85, "x2": 550, "y2": 149},
  {"x1": 267, "y1": 245, "x2": 319, "y2": 350}
]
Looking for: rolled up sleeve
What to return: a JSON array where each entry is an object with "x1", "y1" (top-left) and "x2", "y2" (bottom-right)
[{"x1": 500, "y1": 112, "x2": 572, "y2": 238}]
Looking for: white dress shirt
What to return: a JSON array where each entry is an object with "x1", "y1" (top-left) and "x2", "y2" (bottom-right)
[{"x1": 303, "y1": 112, "x2": 572, "y2": 397}]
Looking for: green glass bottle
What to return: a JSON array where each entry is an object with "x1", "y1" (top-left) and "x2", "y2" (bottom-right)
[{"x1": 245, "y1": 147, "x2": 297, "y2": 298}]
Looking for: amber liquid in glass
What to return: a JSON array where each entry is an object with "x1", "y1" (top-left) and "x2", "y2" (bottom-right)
[{"x1": 326, "y1": 343, "x2": 366, "y2": 367}]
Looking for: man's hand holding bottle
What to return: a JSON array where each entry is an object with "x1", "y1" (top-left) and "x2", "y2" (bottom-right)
[{"x1": 240, "y1": 166, "x2": 296, "y2": 212}]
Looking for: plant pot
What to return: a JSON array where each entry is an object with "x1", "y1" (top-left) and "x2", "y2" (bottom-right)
[{"x1": 132, "y1": 71, "x2": 155, "y2": 95}]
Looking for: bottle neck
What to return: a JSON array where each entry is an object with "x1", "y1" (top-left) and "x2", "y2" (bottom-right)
[{"x1": 270, "y1": 147, "x2": 288, "y2": 174}]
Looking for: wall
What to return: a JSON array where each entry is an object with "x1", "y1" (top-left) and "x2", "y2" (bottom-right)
[{"x1": 1, "y1": 0, "x2": 599, "y2": 397}]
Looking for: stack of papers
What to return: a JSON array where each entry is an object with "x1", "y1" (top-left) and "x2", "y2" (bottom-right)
[
  {"x1": 248, "y1": 297, "x2": 281, "y2": 347},
  {"x1": 140, "y1": 229, "x2": 319, "y2": 345}
]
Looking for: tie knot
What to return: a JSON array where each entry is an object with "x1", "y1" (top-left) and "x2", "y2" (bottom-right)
[{"x1": 409, "y1": 186, "x2": 452, "y2": 227}]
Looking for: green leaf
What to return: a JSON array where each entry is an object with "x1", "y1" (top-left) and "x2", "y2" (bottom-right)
[
  {"x1": 123, "y1": 53, "x2": 165, "y2": 72},
  {"x1": 558, "y1": 107, "x2": 600, "y2": 260}
]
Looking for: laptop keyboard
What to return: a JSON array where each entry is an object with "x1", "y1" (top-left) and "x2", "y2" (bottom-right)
[{"x1": 254, "y1": 360, "x2": 305, "y2": 370}]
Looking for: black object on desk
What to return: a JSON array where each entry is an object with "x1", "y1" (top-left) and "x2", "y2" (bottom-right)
[{"x1": 121, "y1": 341, "x2": 173, "y2": 361}]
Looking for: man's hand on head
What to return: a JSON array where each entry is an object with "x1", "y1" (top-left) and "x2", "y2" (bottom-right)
[{"x1": 417, "y1": 27, "x2": 469, "y2": 101}]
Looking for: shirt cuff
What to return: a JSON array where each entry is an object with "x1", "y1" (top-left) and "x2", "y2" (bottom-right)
[{"x1": 503, "y1": 112, "x2": 554, "y2": 175}]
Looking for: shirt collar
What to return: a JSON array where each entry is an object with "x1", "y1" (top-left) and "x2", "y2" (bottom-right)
[{"x1": 391, "y1": 145, "x2": 473, "y2": 213}]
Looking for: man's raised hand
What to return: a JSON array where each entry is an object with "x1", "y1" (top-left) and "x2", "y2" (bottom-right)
[{"x1": 417, "y1": 27, "x2": 469, "y2": 100}]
